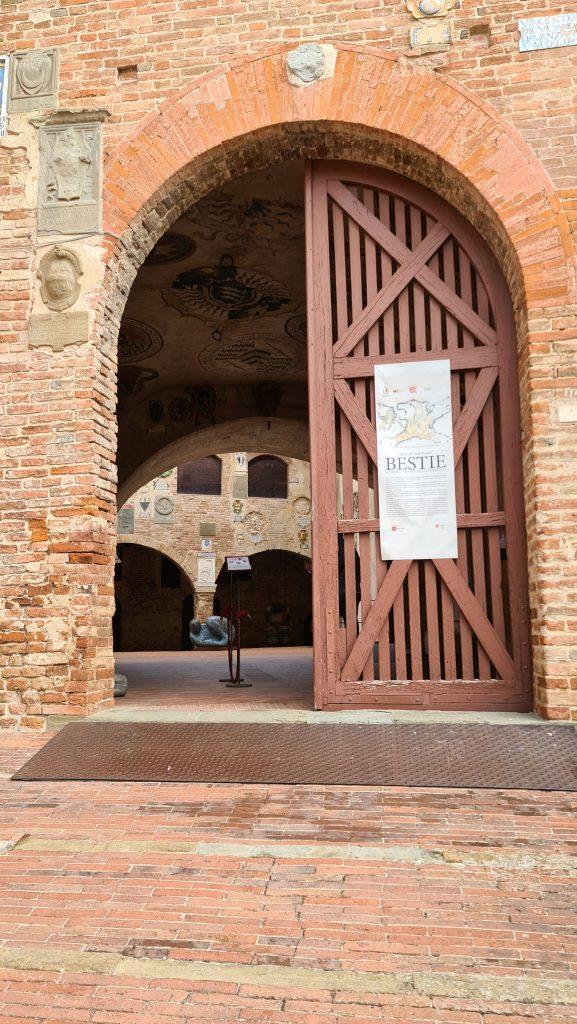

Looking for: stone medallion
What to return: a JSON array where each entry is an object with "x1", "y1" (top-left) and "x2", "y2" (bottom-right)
[
  {"x1": 154, "y1": 495, "x2": 174, "y2": 516},
  {"x1": 199, "y1": 332, "x2": 303, "y2": 379},
  {"x1": 163, "y1": 256, "x2": 291, "y2": 321},
  {"x1": 118, "y1": 319, "x2": 164, "y2": 363},
  {"x1": 145, "y1": 232, "x2": 196, "y2": 265}
]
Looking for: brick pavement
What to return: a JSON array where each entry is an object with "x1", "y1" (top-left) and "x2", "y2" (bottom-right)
[
  {"x1": 114, "y1": 650, "x2": 314, "y2": 711},
  {"x1": 1, "y1": 731, "x2": 577, "y2": 1021}
]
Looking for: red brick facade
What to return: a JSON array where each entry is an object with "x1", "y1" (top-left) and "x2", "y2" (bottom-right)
[{"x1": 1, "y1": 1, "x2": 577, "y2": 726}]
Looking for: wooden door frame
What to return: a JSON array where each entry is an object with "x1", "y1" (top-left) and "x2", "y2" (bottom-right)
[{"x1": 305, "y1": 160, "x2": 532, "y2": 713}]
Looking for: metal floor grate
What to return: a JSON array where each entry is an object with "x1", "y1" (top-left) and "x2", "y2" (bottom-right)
[{"x1": 12, "y1": 722, "x2": 577, "y2": 790}]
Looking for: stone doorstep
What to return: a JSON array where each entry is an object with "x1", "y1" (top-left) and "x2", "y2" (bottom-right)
[
  {"x1": 46, "y1": 708, "x2": 576, "y2": 728},
  {"x1": 0, "y1": 946, "x2": 575, "y2": 1005}
]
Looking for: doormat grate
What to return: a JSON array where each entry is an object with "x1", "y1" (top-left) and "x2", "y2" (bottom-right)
[{"x1": 12, "y1": 722, "x2": 577, "y2": 790}]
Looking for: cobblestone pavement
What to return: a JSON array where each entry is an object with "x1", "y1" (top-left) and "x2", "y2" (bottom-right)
[{"x1": 1, "y1": 730, "x2": 577, "y2": 1022}]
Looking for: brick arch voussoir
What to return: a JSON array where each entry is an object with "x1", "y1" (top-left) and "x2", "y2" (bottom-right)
[{"x1": 101, "y1": 43, "x2": 573, "y2": 353}]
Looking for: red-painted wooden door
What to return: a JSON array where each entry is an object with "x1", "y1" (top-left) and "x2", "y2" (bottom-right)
[{"x1": 305, "y1": 161, "x2": 532, "y2": 711}]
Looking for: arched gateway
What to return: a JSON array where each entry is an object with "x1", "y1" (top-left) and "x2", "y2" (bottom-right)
[{"x1": 71, "y1": 46, "x2": 574, "y2": 720}]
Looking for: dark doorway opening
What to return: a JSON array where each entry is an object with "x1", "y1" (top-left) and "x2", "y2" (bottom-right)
[{"x1": 215, "y1": 549, "x2": 312, "y2": 647}]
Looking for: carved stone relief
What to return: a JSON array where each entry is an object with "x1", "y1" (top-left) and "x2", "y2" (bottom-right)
[
  {"x1": 286, "y1": 43, "x2": 337, "y2": 87},
  {"x1": 154, "y1": 495, "x2": 174, "y2": 524},
  {"x1": 406, "y1": 0, "x2": 462, "y2": 53},
  {"x1": 38, "y1": 121, "x2": 102, "y2": 234},
  {"x1": 30, "y1": 245, "x2": 89, "y2": 351},
  {"x1": 519, "y1": 14, "x2": 577, "y2": 53},
  {"x1": 197, "y1": 552, "x2": 216, "y2": 586},
  {"x1": 244, "y1": 510, "x2": 265, "y2": 544},
  {"x1": 293, "y1": 496, "x2": 311, "y2": 528},
  {"x1": 29, "y1": 310, "x2": 90, "y2": 351},
  {"x1": 117, "y1": 506, "x2": 135, "y2": 535},
  {"x1": 38, "y1": 245, "x2": 82, "y2": 311},
  {"x1": 232, "y1": 474, "x2": 248, "y2": 500},
  {"x1": 406, "y1": 0, "x2": 457, "y2": 18},
  {"x1": 8, "y1": 49, "x2": 59, "y2": 112}
]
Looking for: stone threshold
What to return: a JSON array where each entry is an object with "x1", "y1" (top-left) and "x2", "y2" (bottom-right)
[
  {"x1": 46, "y1": 708, "x2": 574, "y2": 729},
  {"x1": 0, "y1": 946, "x2": 575, "y2": 1005}
]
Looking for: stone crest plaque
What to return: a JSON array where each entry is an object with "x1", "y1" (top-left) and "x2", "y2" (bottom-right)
[
  {"x1": 38, "y1": 122, "x2": 101, "y2": 234},
  {"x1": 117, "y1": 506, "x2": 135, "y2": 535},
  {"x1": 38, "y1": 245, "x2": 82, "y2": 311},
  {"x1": 8, "y1": 48, "x2": 59, "y2": 112},
  {"x1": 519, "y1": 14, "x2": 577, "y2": 53}
]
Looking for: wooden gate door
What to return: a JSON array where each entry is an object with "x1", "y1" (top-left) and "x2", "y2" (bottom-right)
[{"x1": 305, "y1": 161, "x2": 532, "y2": 711}]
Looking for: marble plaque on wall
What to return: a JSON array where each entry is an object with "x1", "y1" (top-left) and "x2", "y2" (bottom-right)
[
  {"x1": 117, "y1": 507, "x2": 134, "y2": 534},
  {"x1": 519, "y1": 13, "x2": 577, "y2": 52},
  {"x1": 29, "y1": 310, "x2": 90, "y2": 351},
  {"x1": 38, "y1": 122, "x2": 102, "y2": 234},
  {"x1": 8, "y1": 49, "x2": 59, "y2": 112},
  {"x1": 232, "y1": 473, "x2": 248, "y2": 499}
]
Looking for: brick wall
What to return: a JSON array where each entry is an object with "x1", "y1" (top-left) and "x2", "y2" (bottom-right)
[{"x1": 1, "y1": 1, "x2": 577, "y2": 725}]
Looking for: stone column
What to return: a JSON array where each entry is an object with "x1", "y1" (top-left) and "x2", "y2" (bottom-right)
[
  {"x1": 194, "y1": 586, "x2": 216, "y2": 621},
  {"x1": 195, "y1": 553, "x2": 217, "y2": 621}
]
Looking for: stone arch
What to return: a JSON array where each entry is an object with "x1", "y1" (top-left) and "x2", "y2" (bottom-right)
[
  {"x1": 101, "y1": 43, "x2": 573, "y2": 344},
  {"x1": 118, "y1": 418, "x2": 310, "y2": 506},
  {"x1": 116, "y1": 539, "x2": 195, "y2": 591}
]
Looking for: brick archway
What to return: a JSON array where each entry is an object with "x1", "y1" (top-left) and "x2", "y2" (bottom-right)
[
  {"x1": 102, "y1": 44, "x2": 573, "y2": 320},
  {"x1": 97, "y1": 45, "x2": 575, "y2": 719}
]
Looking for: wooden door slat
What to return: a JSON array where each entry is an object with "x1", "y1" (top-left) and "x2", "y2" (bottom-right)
[
  {"x1": 453, "y1": 366, "x2": 499, "y2": 466},
  {"x1": 341, "y1": 560, "x2": 412, "y2": 682},
  {"x1": 333, "y1": 223, "x2": 450, "y2": 359},
  {"x1": 334, "y1": 346, "x2": 498, "y2": 377},
  {"x1": 433, "y1": 558, "x2": 517, "y2": 680},
  {"x1": 328, "y1": 180, "x2": 497, "y2": 348},
  {"x1": 334, "y1": 379, "x2": 377, "y2": 465}
]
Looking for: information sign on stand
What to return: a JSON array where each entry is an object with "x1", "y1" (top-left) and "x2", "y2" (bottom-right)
[
  {"x1": 220, "y1": 555, "x2": 252, "y2": 688},
  {"x1": 375, "y1": 359, "x2": 458, "y2": 561}
]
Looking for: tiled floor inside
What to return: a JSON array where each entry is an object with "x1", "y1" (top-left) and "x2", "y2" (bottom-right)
[{"x1": 114, "y1": 647, "x2": 314, "y2": 711}]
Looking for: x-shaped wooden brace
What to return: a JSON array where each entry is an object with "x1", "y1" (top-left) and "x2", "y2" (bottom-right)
[
  {"x1": 329, "y1": 181, "x2": 508, "y2": 683},
  {"x1": 328, "y1": 180, "x2": 497, "y2": 356},
  {"x1": 336, "y1": 365, "x2": 512, "y2": 682}
]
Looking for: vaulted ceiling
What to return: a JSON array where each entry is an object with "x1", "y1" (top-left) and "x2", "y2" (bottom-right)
[{"x1": 117, "y1": 160, "x2": 308, "y2": 484}]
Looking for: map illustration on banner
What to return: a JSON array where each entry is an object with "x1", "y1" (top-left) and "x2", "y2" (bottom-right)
[{"x1": 375, "y1": 359, "x2": 458, "y2": 560}]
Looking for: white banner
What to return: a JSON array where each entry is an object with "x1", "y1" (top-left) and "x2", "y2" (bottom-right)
[{"x1": 375, "y1": 359, "x2": 458, "y2": 560}]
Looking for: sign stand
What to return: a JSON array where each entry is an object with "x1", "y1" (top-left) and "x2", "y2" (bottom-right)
[{"x1": 219, "y1": 555, "x2": 252, "y2": 688}]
